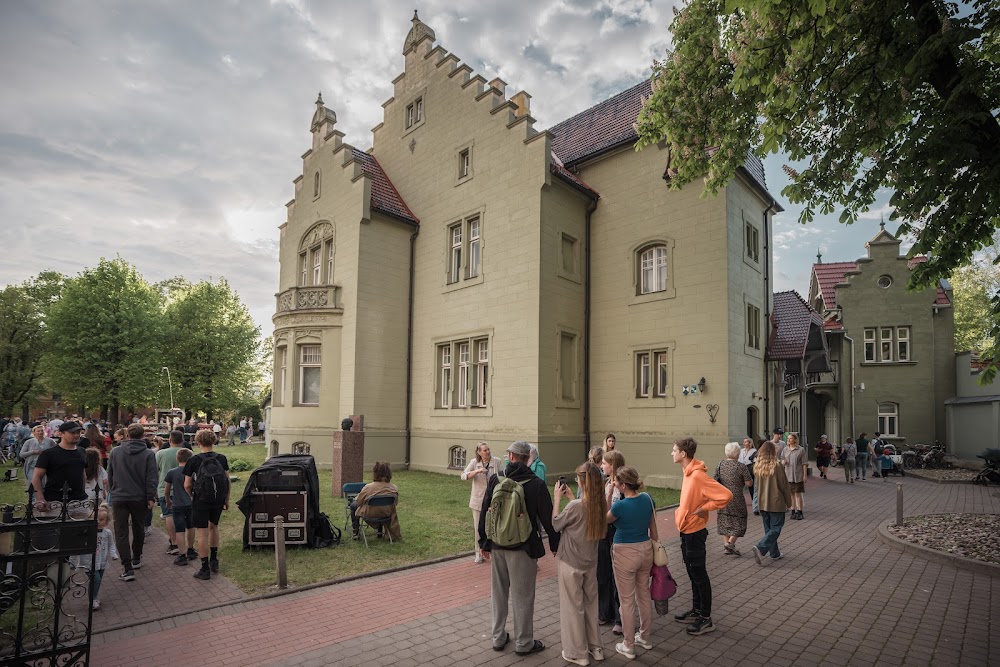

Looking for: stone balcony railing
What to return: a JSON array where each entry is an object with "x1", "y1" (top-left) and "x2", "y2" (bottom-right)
[{"x1": 275, "y1": 285, "x2": 340, "y2": 313}]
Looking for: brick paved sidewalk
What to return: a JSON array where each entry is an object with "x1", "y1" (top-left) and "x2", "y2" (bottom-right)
[{"x1": 92, "y1": 474, "x2": 1000, "y2": 666}]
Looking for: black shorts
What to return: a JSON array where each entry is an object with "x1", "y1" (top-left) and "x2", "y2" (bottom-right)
[
  {"x1": 172, "y1": 506, "x2": 192, "y2": 532},
  {"x1": 191, "y1": 503, "x2": 224, "y2": 528},
  {"x1": 816, "y1": 457, "x2": 831, "y2": 467}
]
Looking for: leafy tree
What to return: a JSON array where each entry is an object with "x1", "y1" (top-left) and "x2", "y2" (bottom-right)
[
  {"x1": 44, "y1": 258, "x2": 163, "y2": 422},
  {"x1": 0, "y1": 272, "x2": 66, "y2": 418},
  {"x1": 951, "y1": 248, "x2": 1000, "y2": 355},
  {"x1": 637, "y1": 0, "x2": 1000, "y2": 380},
  {"x1": 160, "y1": 278, "x2": 261, "y2": 419}
]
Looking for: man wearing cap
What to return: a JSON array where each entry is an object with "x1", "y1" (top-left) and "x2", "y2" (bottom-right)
[
  {"x1": 31, "y1": 421, "x2": 88, "y2": 515},
  {"x1": 478, "y1": 440, "x2": 559, "y2": 656}
]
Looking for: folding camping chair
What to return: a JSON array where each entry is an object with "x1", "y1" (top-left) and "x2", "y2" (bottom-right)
[
  {"x1": 358, "y1": 495, "x2": 396, "y2": 548},
  {"x1": 342, "y1": 482, "x2": 365, "y2": 534}
]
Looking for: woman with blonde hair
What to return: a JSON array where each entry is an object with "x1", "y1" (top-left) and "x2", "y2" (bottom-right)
[
  {"x1": 461, "y1": 442, "x2": 502, "y2": 563},
  {"x1": 607, "y1": 465, "x2": 658, "y2": 659},
  {"x1": 553, "y1": 461, "x2": 607, "y2": 665},
  {"x1": 751, "y1": 441, "x2": 792, "y2": 565},
  {"x1": 781, "y1": 433, "x2": 808, "y2": 519},
  {"x1": 714, "y1": 442, "x2": 752, "y2": 555},
  {"x1": 598, "y1": 449, "x2": 625, "y2": 632}
]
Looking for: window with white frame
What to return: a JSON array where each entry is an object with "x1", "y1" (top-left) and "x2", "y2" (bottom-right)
[
  {"x1": 458, "y1": 148, "x2": 471, "y2": 179},
  {"x1": 638, "y1": 244, "x2": 668, "y2": 295},
  {"x1": 449, "y1": 445, "x2": 467, "y2": 469},
  {"x1": 311, "y1": 247, "x2": 322, "y2": 285},
  {"x1": 278, "y1": 347, "x2": 287, "y2": 406},
  {"x1": 298, "y1": 345, "x2": 321, "y2": 405},
  {"x1": 747, "y1": 303, "x2": 761, "y2": 350},
  {"x1": 406, "y1": 96, "x2": 424, "y2": 129},
  {"x1": 864, "y1": 328, "x2": 876, "y2": 362},
  {"x1": 325, "y1": 240, "x2": 334, "y2": 284},
  {"x1": 298, "y1": 224, "x2": 334, "y2": 287},
  {"x1": 445, "y1": 216, "x2": 483, "y2": 286},
  {"x1": 436, "y1": 336, "x2": 490, "y2": 410},
  {"x1": 745, "y1": 220, "x2": 759, "y2": 263},
  {"x1": 867, "y1": 326, "x2": 911, "y2": 362},
  {"x1": 298, "y1": 252, "x2": 307, "y2": 287},
  {"x1": 635, "y1": 348, "x2": 669, "y2": 399},
  {"x1": 878, "y1": 402, "x2": 899, "y2": 436}
]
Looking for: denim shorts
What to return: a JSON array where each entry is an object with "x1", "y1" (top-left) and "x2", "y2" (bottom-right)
[{"x1": 158, "y1": 496, "x2": 172, "y2": 517}]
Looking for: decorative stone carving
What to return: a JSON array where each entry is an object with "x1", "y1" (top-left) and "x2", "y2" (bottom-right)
[
  {"x1": 277, "y1": 292, "x2": 294, "y2": 312},
  {"x1": 294, "y1": 329, "x2": 322, "y2": 341},
  {"x1": 296, "y1": 288, "x2": 329, "y2": 309},
  {"x1": 299, "y1": 221, "x2": 333, "y2": 250}
]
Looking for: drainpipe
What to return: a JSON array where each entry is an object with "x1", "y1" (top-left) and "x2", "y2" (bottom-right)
[
  {"x1": 404, "y1": 226, "x2": 419, "y2": 468},
  {"x1": 762, "y1": 200, "x2": 776, "y2": 434},
  {"x1": 844, "y1": 334, "x2": 856, "y2": 439},
  {"x1": 583, "y1": 196, "x2": 598, "y2": 457}
]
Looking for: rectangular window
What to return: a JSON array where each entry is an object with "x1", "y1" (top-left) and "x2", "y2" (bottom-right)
[
  {"x1": 878, "y1": 402, "x2": 899, "y2": 437},
  {"x1": 415, "y1": 97, "x2": 423, "y2": 123},
  {"x1": 654, "y1": 351, "x2": 668, "y2": 397},
  {"x1": 311, "y1": 247, "x2": 322, "y2": 285},
  {"x1": 880, "y1": 327, "x2": 894, "y2": 362},
  {"x1": 448, "y1": 224, "x2": 462, "y2": 284},
  {"x1": 278, "y1": 347, "x2": 287, "y2": 406},
  {"x1": 438, "y1": 345, "x2": 451, "y2": 408},
  {"x1": 636, "y1": 352, "x2": 651, "y2": 398},
  {"x1": 299, "y1": 345, "x2": 321, "y2": 405},
  {"x1": 897, "y1": 327, "x2": 910, "y2": 361},
  {"x1": 559, "y1": 332, "x2": 577, "y2": 401},
  {"x1": 746, "y1": 304, "x2": 761, "y2": 350},
  {"x1": 449, "y1": 446, "x2": 466, "y2": 469},
  {"x1": 473, "y1": 339, "x2": 489, "y2": 407},
  {"x1": 864, "y1": 328, "x2": 876, "y2": 362},
  {"x1": 298, "y1": 252, "x2": 307, "y2": 287},
  {"x1": 561, "y1": 234, "x2": 577, "y2": 274},
  {"x1": 457, "y1": 342, "x2": 470, "y2": 407},
  {"x1": 458, "y1": 148, "x2": 470, "y2": 179},
  {"x1": 325, "y1": 240, "x2": 334, "y2": 284},
  {"x1": 406, "y1": 103, "x2": 415, "y2": 128},
  {"x1": 467, "y1": 217, "x2": 480, "y2": 279},
  {"x1": 640, "y1": 246, "x2": 668, "y2": 294},
  {"x1": 745, "y1": 221, "x2": 759, "y2": 262}
]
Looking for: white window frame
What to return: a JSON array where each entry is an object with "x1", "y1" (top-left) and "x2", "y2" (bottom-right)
[
  {"x1": 629, "y1": 344, "x2": 675, "y2": 407},
  {"x1": 298, "y1": 345, "x2": 321, "y2": 406},
  {"x1": 864, "y1": 328, "x2": 876, "y2": 362},
  {"x1": 473, "y1": 338, "x2": 489, "y2": 408},
  {"x1": 448, "y1": 223, "x2": 462, "y2": 284},
  {"x1": 747, "y1": 303, "x2": 761, "y2": 350},
  {"x1": 897, "y1": 327, "x2": 910, "y2": 361},
  {"x1": 458, "y1": 148, "x2": 470, "y2": 179},
  {"x1": 438, "y1": 344, "x2": 452, "y2": 409},
  {"x1": 878, "y1": 402, "x2": 899, "y2": 437},
  {"x1": 639, "y1": 245, "x2": 668, "y2": 295},
  {"x1": 654, "y1": 351, "x2": 668, "y2": 397},
  {"x1": 278, "y1": 347, "x2": 287, "y2": 406},
  {"x1": 311, "y1": 247, "x2": 322, "y2": 285},
  {"x1": 298, "y1": 252, "x2": 307, "y2": 287},
  {"x1": 415, "y1": 96, "x2": 423, "y2": 123},
  {"x1": 457, "y1": 342, "x2": 470, "y2": 408},
  {"x1": 325, "y1": 240, "x2": 334, "y2": 284},
  {"x1": 448, "y1": 445, "x2": 466, "y2": 469},
  {"x1": 745, "y1": 219, "x2": 759, "y2": 263},
  {"x1": 467, "y1": 217, "x2": 480, "y2": 279},
  {"x1": 636, "y1": 352, "x2": 651, "y2": 398},
  {"x1": 434, "y1": 333, "x2": 493, "y2": 413}
]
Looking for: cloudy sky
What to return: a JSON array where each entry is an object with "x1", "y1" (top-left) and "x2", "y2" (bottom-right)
[{"x1": 0, "y1": 0, "x2": 895, "y2": 335}]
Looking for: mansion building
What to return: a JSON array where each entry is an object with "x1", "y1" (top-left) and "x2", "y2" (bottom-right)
[{"x1": 268, "y1": 14, "x2": 783, "y2": 487}]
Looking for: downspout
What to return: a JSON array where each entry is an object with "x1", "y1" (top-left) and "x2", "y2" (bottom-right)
[
  {"x1": 583, "y1": 195, "x2": 598, "y2": 457},
  {"x1": 844, "y1": 334, "x2": 856, "y2": 439},
  {"x1": 404, "y1": 226, "x2": 419, "y2": 469},
  {"x1": 762, "y1": 200, "x2": 776, "y2": 434}
]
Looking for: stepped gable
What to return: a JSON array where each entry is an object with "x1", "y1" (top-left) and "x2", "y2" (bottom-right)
[
  {"x1": 812, "y1": 261, "x2": 858, "y2": 310},
  {"x1": 905, "y1": 255, "x2": 951, "y2": 305},
  {"x1": 767, "y1": 290, "x2": 824, "y2": 360},
  {"x1": 352, "y1": 148, "x2": 419, "y2": 225},
  {"x1": 548, "y1": 79, "x2": 769, "y2": 195}
]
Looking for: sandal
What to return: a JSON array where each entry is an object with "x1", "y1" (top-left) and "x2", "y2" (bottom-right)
[{"x1": 516, "y1": 640, "x2": 545, "y2": 656}]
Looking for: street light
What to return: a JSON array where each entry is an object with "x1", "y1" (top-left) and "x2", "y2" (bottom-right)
[{"x1": 162, "y1": 366, "x2": 175, "y2": 411}]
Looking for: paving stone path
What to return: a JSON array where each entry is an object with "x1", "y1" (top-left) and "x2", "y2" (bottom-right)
[{"x1": 92, "y1": 473, "x2": 1000, "y2": 666}]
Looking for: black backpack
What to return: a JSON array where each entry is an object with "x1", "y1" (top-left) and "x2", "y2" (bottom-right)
[{"x1": 194, "y1": 454, "x2": 229, "y2": 504}]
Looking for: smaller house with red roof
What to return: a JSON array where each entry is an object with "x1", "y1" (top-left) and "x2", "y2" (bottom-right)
[{"x1": 791, "y1": 222, "x2": 955, "y2": 447}]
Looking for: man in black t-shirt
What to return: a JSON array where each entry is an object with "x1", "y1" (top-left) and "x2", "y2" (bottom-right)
[
  {"x1": 183, "y1": 430, "x2": 229, "y2": 580},
  {"x1": 32, "y1": 421, "x2": 87, "y2": 513}
]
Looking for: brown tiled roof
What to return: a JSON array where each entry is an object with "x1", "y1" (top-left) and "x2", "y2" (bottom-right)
[
  {"x1": 823, "y1": 318, "x2": 844, "y2": 331},
  {"x1": 352, "y1": 148, "x2": 419, "y2": 225},
  {"x1": 548, "y1": 79, "x2": 769, "y2": 194},
  {"x1": 550, "y1": 151, "x2": 599, "y2": 198},
  {"x1": 812, "y1": 262, "x2": 858, "y2": 310},
  {"x1": 767, "y1": 290, "x2": 824, "y2": 361}
]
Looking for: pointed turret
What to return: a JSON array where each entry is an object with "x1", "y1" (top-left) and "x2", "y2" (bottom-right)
[{"x1": 403, "y1": 10, "x2": 436, "y2": 55}]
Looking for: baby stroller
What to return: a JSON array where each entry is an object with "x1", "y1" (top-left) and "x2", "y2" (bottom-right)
[
  {"x1": 973, "y1": 449, "x2": 1000, "y2": 485},
  {"x1": 880, "y1": 444, "x2": 905, "y2": 477}
]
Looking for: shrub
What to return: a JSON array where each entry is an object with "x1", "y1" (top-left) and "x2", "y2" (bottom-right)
[{"x1": 228, "y1": 458, "x2": 254, "y2": 472}]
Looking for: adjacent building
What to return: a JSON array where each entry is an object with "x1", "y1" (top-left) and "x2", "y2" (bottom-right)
[{"x1": 268, "y1": 14, "x2": 783, "y2": 487}]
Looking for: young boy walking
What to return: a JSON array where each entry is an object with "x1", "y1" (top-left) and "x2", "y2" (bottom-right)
[
  {"x1": 164, "y1": 448, "x2": 197, "y2": 564},
  {"x1": 671, "y1": 437, "x2": 733, "y2": 636},
  {"x1": 183, "y1": 430, "x2": 230, "y2": 580}
]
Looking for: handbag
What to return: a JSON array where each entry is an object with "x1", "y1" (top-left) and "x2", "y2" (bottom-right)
[
  {"x1": 651, "y1": 539, "x2": 669, "y2": 567},
  {"x1": 650, "y1": 564, "x2": 677, "y2": 602}
]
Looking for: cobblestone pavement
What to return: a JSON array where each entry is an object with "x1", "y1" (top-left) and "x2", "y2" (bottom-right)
[{"x1": 92, "y1": 474, "x2": 1000, "y2": 666}]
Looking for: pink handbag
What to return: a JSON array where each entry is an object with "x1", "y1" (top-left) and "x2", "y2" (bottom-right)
[{"x1": 650, "y1": 564, "x2": 677, "y2": 602}]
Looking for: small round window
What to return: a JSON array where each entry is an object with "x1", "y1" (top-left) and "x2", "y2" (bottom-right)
[{"x1": 877, "y1": 275, "x2": 892, "y2": 289}]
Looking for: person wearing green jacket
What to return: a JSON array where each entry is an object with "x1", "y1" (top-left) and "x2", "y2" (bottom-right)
[{"x1": 528, "y1": 443, "x2": 547, "y2": 481}]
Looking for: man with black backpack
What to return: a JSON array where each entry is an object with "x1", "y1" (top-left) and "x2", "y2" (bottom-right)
[
  {"x1": 183, "y1": 429, "x2": 230, "y2": 580},
  {"x1": 108, "y1": 423, "x2": 158, "y2": 581},
  {"x1": 477, "y1": 441, "x2": 559, "y2": 657}
]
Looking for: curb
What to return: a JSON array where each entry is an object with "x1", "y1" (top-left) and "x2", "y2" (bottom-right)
[
  {"x1": 96, "y1": 502, "x2": 683, "y2": 637},
  {"x1": 877, "y1": 517, "x2": 1000, "y2": 577},
  {"x1": 903, "y1": 470, "x2": 976, "y2": 484}
]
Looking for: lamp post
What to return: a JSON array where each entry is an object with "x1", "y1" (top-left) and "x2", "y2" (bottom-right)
[{"x1": 162, "y1": 366, "x2": 175, "y2": 411}]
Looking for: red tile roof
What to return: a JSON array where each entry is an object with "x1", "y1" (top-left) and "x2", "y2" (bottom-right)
[
  {"x1": 550, "y1": 151, "x2": 599, "y2": 198},
  {"x1": 548, "y1": 79, "x2": 769, "y2": 194},
  {"x1": 767, "y1": 290, "x2": 824, "y2": 360},
  {"x1": 823, "y1": 319, "x2": 845, "y2": 331},
  {"x1": 352, "y1": 149, "x2": 419, "y2": 225},
  {"x1": 812, "y1": 262, "x2": 858, "y2": 310}
]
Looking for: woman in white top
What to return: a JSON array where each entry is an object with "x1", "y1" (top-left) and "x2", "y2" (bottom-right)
[
  {"x1": 21, "y1": 424, "x2": 55, "y2": 490},
  {"x1": 461, "y1": 442, "x2": 503, "y2": 563}
]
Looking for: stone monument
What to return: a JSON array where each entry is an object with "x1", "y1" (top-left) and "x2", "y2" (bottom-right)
[{"x1": 332, "y1": 414, "x2": 364, "y2": 497}]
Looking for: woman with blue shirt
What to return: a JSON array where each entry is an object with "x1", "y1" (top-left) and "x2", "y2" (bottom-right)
[{"x1": 607, "y1": 465, "x2": 658, "y2": 660}]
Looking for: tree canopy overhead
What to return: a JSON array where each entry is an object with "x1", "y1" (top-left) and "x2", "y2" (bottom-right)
[{"x1": 636, "y1": 0, "x2": 1000, "y2": 376}]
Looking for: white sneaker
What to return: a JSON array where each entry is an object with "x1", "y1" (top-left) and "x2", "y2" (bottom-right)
[
  {"x1": 474, "y1": 554, "x2": 483, "y2": 564},
  {"x1": 561, "y1": 650, "x2": 590, "y2": 666},
  {"x1": 614, "y1": 642, "x2": 635, "y2": 660},
  {"x1": 589, "y1": 647, "x2": 604, "y2": 662},
  {"x1": 92, "y1": 599, "x2": 101, "y2": 611},
  {"x1": 633, "y1": 633, "x2": 653, "y2": 650}
]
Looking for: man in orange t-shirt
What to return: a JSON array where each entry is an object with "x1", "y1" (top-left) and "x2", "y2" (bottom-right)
[{"x1": 671, "y1": 437, "x2": 733, "y2": 637}]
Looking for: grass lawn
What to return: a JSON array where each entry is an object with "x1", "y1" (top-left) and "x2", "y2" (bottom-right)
[{"x1": 0, "y1": 447, "x2": 681, "y2": 596}]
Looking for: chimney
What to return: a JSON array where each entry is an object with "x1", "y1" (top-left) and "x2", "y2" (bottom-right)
[{"x1": 511, "y1": 91, "x2": 531, "y2": 119}]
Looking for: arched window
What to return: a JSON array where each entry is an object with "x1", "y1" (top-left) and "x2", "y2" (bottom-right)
[
  {"x1": 448, "y1": 445, "x2": 467, "y2": 469},
  {"x1": 292, "y1": 441, "x2": 311, "y2": 455},
  {"x1": 878, "y1": 403, "x2": 899, "y2": 437},
  {"x1": 638, "y1": 244, "x2": 668, "y2": 294},
  {"x1": 269, "y1": 440, "x2": 280, "y2": 458},
  {"x1": 789, "y1": 403, "x2": 800, "y2": 433},
  {"x1": 298, "y1": 221, "x2": 334, "y2": 286}
]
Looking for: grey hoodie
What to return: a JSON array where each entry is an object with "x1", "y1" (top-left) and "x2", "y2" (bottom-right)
[{"x1": 108, "y1": 440, "x2": 157, "y2": 502}]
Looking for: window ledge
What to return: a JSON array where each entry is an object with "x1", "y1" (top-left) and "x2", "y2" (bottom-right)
[
  {"x1": 443, "y1": 273, "x2": 484, "y2": 293},
  {"x1": 861, "y1": 361, "x2": 917, "y2": 367},
  {"x1": 744, "y1": 344, "x2": 764, "y2": 358},
  {"x1": 627, "y1": 396, "x2": 676, "y2": 409},
  {"x1": 430, "y1": 406, "x2": 494, "y2": 417},
  {"x1": 743, "y1": 255, "x2": 761, "y2": 273},
  {"x1": 628, "y1": 287, "x2": 677, "y2": 306}
]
